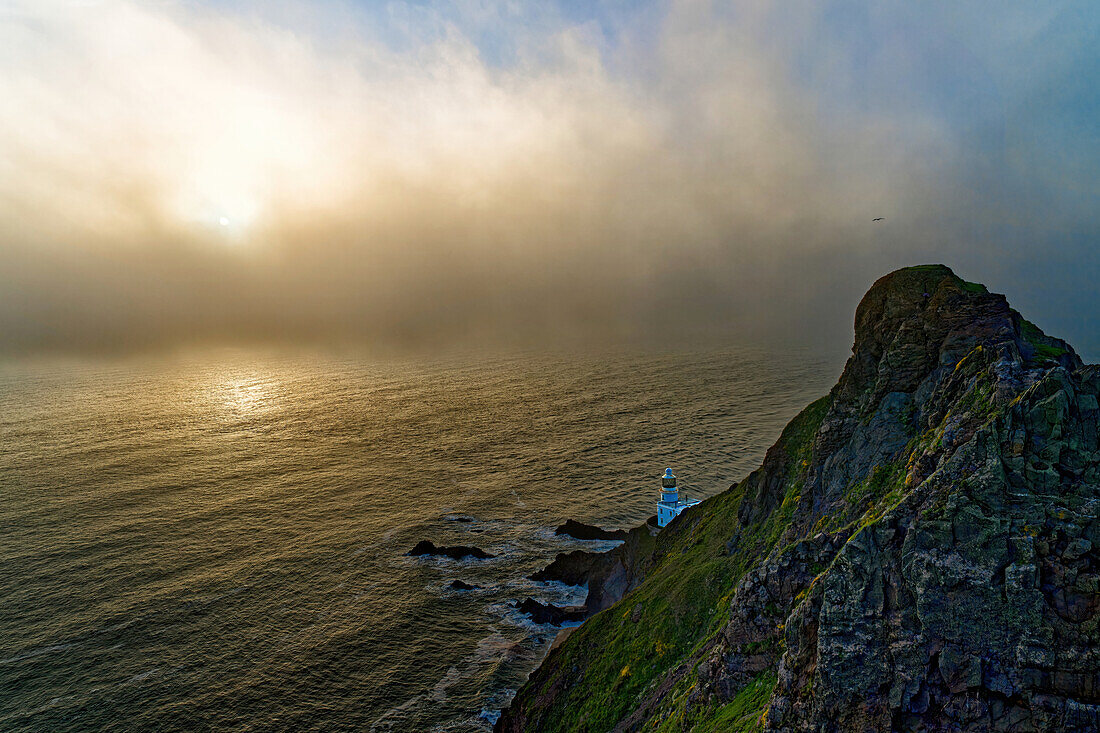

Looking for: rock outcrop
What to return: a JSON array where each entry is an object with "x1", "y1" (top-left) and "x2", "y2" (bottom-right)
[
  {"x1": 531, "y1": 517, "x2": 659, "y2": 614},
  {"x1": 498, "y1": 265, "x2": 1100, "y2": 732},
  {"x1": 407, "y1": 540, "x2": 494, "y2": 560},
  {"x1": 555, "y1": 519, "x2": 629, "y2": 541},
  {"x1": 513, "y1": 598, "x2": 587, "y2": 626}
]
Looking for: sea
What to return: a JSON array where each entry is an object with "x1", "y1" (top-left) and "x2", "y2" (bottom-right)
[{"x1": 0, "y1": 346, "x2": 838, "y2": 732}]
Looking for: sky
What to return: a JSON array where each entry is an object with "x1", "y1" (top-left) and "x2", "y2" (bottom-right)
[{"x1": 1, "y1": 0, "x2": 1098, "y2": 358}]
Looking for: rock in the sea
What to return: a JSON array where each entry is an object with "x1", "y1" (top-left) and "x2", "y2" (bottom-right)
[
  {"x1": 554, "y1": 519, "x2": 628, "y2": 541},
  {"x1": 513, "y1": 598, "x2": 586, "y2": 626},
  {"x1": 449, "y1": 580, "x2": 481, "y2": 590},
  {"x1": 407, "y1": 540, "x2": 494, "y2": 560}
]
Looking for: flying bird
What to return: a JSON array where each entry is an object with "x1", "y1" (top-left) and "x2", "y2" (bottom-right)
[{"x1": 873, "y1": 217, "x2": 885, "y2": 221}]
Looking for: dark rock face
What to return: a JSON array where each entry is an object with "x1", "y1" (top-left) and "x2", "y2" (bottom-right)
[
  {"x1": 513, "y1": 598, "x2": 587, "y2": 626},
  {"x1": 766, "y1": 365, "x2": 1100, "y2": 732},
  {"x1": 530, "y1": 520, "x2": 658, "y2": 613},
  {"x1": 554, "y1": 519, "x2": 628, "y2": 541},
  {"x1": 449, "y1": 580, "x2": 481, "y2": 590},
  {"x1": 498, "y1": 265, "x2": 1100, "y2": 732},
  {"x1": 756, "y1": 266, "x2": 1097, "y2": 732},
  {"x1": 529, "y1": 549, "x2": 602, "y2": 586},
  {"x1": 406, "y1": 540, "x2": 494, "y2": 560}
]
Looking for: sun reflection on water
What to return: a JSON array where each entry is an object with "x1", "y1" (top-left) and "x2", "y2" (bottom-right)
[{"x1": 215, "y1": 375, "x2": 279, "y2": 416}]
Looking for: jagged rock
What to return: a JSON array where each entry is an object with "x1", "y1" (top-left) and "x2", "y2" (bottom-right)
[
  {"x1": 513, "y1": 598, "x2": 587, "y2": 626},
  {"x1": 554, "y1": 519, "x2": 628, "y2": 541},
  {"x1": 529, "y1": 549, "x2": 602, "y2": 586},
  {"x1": 497, "y1": 265, "x2": 1100, "y2": 733},
  {"x1": 529, "y1": 519, "x2": 657, "y2": 614},
  {"x1": 449, "y1": 580, "x2": 481, "y2": 590},
  {"x1": 406, "y1": 540, "x2": 494, "y2": 560}
]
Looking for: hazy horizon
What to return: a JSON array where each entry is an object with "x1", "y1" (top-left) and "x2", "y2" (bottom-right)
[{"x1": 3, "y1": 1, "x2": 1099, "y2": 359}]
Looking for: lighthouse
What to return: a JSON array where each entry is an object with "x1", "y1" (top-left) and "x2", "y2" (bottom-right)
[{"x1": 656, "y1": 468, "x2": 701, "y2": 527}]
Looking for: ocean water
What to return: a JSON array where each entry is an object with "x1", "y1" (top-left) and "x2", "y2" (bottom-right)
[{"x1": 0, "y1": 346, "x2": 837, "y2": 732}]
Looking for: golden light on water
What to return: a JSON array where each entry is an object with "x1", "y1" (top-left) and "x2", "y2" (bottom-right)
[{"x1": 216, "y1": 376, "x2": 277, "y2": 415}]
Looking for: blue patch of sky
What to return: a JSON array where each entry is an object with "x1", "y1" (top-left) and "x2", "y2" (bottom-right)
[{"x1": 201, "y1": 0, "x2": 665, "y2": 68}]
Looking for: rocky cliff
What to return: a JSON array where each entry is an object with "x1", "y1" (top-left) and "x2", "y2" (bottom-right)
[{"x1": 498, "y1": 265, "x2": 1100, "y2": 732}]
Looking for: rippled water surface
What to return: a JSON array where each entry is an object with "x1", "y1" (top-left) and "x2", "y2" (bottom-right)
[{"x1": 0, "y1": 347, "x2": 838, "y2": 731}]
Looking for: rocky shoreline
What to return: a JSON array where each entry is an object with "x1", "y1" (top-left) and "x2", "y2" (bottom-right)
[
  {"x1": 412, "y1": 519, "x2": 638, "y2": 628},
  {"x1": 527, "y1": 516, "x2": 660, "y2": 617},
  {"x1": 511, "y1": 598, "x2": 587, "y2": 626}
]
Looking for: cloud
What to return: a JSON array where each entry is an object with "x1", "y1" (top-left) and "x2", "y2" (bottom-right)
[{"x1": 1, "y1": 0, "x2": 1098, "y2": 356}]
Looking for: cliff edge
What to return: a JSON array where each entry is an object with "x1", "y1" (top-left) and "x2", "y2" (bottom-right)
[{"x1": 498, "y1": 265, "x2": 1100, "y2": 731}]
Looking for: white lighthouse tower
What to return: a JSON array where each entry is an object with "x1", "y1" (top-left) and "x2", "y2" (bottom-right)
[{"x1": 656, "y1": 468, "x2": 700, "y2": 527}]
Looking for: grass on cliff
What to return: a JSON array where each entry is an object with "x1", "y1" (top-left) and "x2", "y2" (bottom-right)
[
  {"x1": 1019, "y1": 317, "x2": 1069, "y2": 361},
  {"x1": 693, "y1": 670, "x2": 775, "y2": 733},
  {"x1": 520, "y1": 396, "x2": 831, "y2": 732}
]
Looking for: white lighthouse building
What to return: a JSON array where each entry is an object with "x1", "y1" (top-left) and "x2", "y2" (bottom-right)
[{"x1": 656, "y1": 468, "x2": 700, "y2": 527}]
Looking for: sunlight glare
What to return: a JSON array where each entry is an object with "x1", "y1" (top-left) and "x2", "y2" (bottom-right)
[{"x1": 215, "y1": 375, "x2": 278, "y2": 416}]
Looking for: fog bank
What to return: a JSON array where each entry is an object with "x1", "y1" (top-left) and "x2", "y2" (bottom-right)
[{"x1": 2, "y1": 1, "x2": 1098, "y2": 358}]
